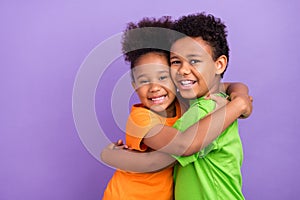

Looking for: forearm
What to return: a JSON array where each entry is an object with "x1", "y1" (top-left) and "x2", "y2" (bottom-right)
[
  {"x1": 223, "y1": 82, "x2": 252, "y2": 118},
  {"x1": 223, "y1": 82, "x2": 249, "y2": 97},
  {"x1": 181, "y1": 97, "x2": 246, "y2": 155},
  {"x1": 145, "y1": 97, "x2": 246, "y2": 156},
  {"x1": 101, "y1": 146, "x2": 175, "y2": 173}
]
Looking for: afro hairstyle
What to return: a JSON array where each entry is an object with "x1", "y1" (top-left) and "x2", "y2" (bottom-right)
[{"x1": 121, "y1": 16, "x2": 174, "y2": 69}]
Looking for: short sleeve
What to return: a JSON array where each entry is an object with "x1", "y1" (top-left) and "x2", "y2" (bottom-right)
[
  {"x1": 172, "y1": 98, "x2": 218, "y2": 166},
  {"x1": 126, "y1": 106, "x2": 163, "y2": 151},
  {"x1": 173, "y1": 141, "x2": 218, "y2": 166},
  {"x1": 173, "y1": 104, "x2": 206, "y2": 132}
]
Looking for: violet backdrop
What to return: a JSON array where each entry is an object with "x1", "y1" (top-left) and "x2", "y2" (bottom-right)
[{"x1": 1, "y1": 0, "x2": 299, "y2": 199}]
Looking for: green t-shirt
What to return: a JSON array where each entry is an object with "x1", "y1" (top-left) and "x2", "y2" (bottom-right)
[{"x1": 173, "y1": 93, "x2": 244, "y2": 200}]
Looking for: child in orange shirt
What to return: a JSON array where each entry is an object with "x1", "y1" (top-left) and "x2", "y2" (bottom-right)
[{"x1": 102, "y1": 16, "x2": 178, "y2": 200}]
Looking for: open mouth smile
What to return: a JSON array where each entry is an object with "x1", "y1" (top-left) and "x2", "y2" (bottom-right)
[
  {"x1": 148, "y1": 95, "x2": 167, "y2": 104},
  {"x1": 178, "y1": 80, "x2": 196, "y2": 88}
]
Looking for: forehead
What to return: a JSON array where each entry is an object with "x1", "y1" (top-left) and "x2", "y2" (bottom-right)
[
  {"x1": 170, "y1": 37, "x2": 212, "y2": 58},
  {"x1": 132, "y1": 64, "x2": 170, "y2": 81},
  {"x1": 133, "y1": 52, "x2": 170, "y2": 77},
  {"x1": 133, "y1": 63, "x2": 169, "y2": 74},
  {"x1": 135, "y1": 52, "x2": 168, "y2": 66}
]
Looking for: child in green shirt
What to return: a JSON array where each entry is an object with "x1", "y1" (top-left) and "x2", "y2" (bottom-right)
[
  {"x1": 102, "y1": 13, "x2": 252, "y2": 200},
  {"x1": 169, "y1": 12, "x2": 246, "y2": 199}
]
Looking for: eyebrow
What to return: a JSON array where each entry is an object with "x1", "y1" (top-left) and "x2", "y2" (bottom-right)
[
  {"x1": 136, "y1": 70, "x2": 169, "y2": 80},
  {"x1": 158, "y1": 70, "x2": 170, "y2": 74},
  {"x1": 136, "y1": 74, "x2": 146, "y2": 80},
  {"x1": 170, "y1": 55, "x2": 178, "y2": 60},
  {"x1": 187, "y1": 54, "x2": 202, "y2": 58},
  {"x1": 170, "y1": 54, "x2": 202, "y2": 60}
]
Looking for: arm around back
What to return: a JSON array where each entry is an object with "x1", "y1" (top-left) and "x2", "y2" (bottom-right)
[
  {"x1": 101, "y1": 144, "x2": 176, "y2": 173},
  {"x1": 143, "y1": 95, "x2": 251, "y2": 156}
]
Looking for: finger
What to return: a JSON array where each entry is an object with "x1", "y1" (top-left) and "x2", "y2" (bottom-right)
[
  {"x1": 113, "y1": 144, "x2": 129, "y2": 150},
  {"x1": 116, "y1": 139, "x2": 123, "y2": 146},
  {"x1": 206, "y1": 94, "x2": 217, "y2": 101},
  {"x1": 204, "y1": 94, "x2": 210, "y2": 100},
  {"x1": 210, "y1": 94, "x2": 228, "y2": 105}
]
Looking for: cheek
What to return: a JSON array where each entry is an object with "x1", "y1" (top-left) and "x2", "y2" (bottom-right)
[
  {"x1": 195, "y1": 66, "x2": 214, "y2": 82},
  {"x1": 161, "y1": 83, "x2": 176, "y2": 95},
  {"x1": 168, "y1": 87, "x2": 177, "y2": 97},
  {"x1": 136, "y1": 87, "x2": 148, "y2": 97},
  {"x1": 170, "y1": 67, "x2": 178, "y2": 76},
  {"x1": 170, "y1": 73, "x2": 177, "y2": 85}
]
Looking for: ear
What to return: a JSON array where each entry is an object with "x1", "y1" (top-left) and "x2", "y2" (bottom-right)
[{"x1": 215, "y1": 55, "x2": 227, "y2": 75}]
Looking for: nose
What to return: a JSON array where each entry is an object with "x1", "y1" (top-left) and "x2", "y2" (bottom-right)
[
  {"x1": 177, "y1": 62, "x2": 191, "y2": 76},
  {"x1": 149, "y1": 82, "x2": 161, "y2": 93}
]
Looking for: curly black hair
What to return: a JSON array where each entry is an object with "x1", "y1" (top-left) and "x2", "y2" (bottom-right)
[
  {"x1": 121, "y1": 16, "x2": 173, "y2": 70},
  {"x1": 172, "y1": 13, "x2": 230, "y2": 77}
]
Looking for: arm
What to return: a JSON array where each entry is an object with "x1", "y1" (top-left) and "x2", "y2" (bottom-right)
[
  {"x1": 101, "y1": 82, "x2": 252, "y2": 172},
  {"x1": 143, "y1": 95, "x2": 252, "y2": 156},
  {"x1": 101, "y1": 143, "x2": 176, "y2": 173},
  {"x1": 222, "y1": 82, "x2": 248, "y2": 97},
  {"x1": 222, "y1": 82, "x2": 253, "y2": 118}
]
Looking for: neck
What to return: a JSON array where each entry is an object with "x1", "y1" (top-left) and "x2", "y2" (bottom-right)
[
  {"x1": 156, "y1": 101, "x2": 176, "y2": 118},
  {"x1": 203, "y1": 78, "x2": 221, "y2": 98}
]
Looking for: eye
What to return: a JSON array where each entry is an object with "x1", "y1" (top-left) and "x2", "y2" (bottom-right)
[
  {"x1": 170, "y1": 60, "x2": 181, "y2": 65},
  {"x1": 138, "y1": 80, "x2": 149, "y2": 85},
  {"x1": 190, "y1": 59, "x2": 201, "y2": 65},
  {"x1": 159, "y1": 75, "x2": 169, "y2": 81}
]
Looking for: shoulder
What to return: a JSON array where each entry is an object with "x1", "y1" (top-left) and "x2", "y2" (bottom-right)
[
  {"x1": 130, "y1": 103, "x2": 149, "y2": 114},
  {"x1": 128, "y1": 104, "x2": 161, "y2": 126}
]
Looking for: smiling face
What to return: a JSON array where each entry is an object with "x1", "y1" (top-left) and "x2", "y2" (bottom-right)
[
  {"x1": 132, "y1": 52, "x2": 176, "y2": 117},
  {"x1": 170, "y1": 37, "x2": 227, "y2": 99}
]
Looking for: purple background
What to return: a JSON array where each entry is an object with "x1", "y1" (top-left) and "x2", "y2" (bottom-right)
[{"x1": 1, "y1": 0, "x2": 299, "y2": 199}]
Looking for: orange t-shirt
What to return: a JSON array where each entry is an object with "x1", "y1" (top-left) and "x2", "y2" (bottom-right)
[{"x1": 102, "y1": 102, "x2": 180, "y2": 200}]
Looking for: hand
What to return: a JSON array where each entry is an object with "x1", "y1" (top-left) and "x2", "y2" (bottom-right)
[
  {"x1": 107, "y1": 139, "x2": 129, "y2": 150},
  {"x1": 241, "y1": 95, "x2": 253, "y2": 118},
  {"x1": 229, "y1": 92, "x2": 253, "y2": 103},
  {"x1": 230, "y1": 93, "x2": 253, "y2": 118},
  {"x1": 206, "y1": 93, "x2": 229, "y2": 111}
]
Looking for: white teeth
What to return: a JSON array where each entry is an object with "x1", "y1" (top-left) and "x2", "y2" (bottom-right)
[
  {"x1": 180, "y1": 80, "x2": 193, "y2": 86},
  {"x1": 151, "y1": 96, "x2": 165, "y2": 101}
]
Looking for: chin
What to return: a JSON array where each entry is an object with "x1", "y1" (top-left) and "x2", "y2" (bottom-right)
[
  {"x1": 179, "y1": 92, "x2": 198, "y2": 100},
  {"x1": 150, "y1": 105, "x2": 166, "y2": 113}
]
